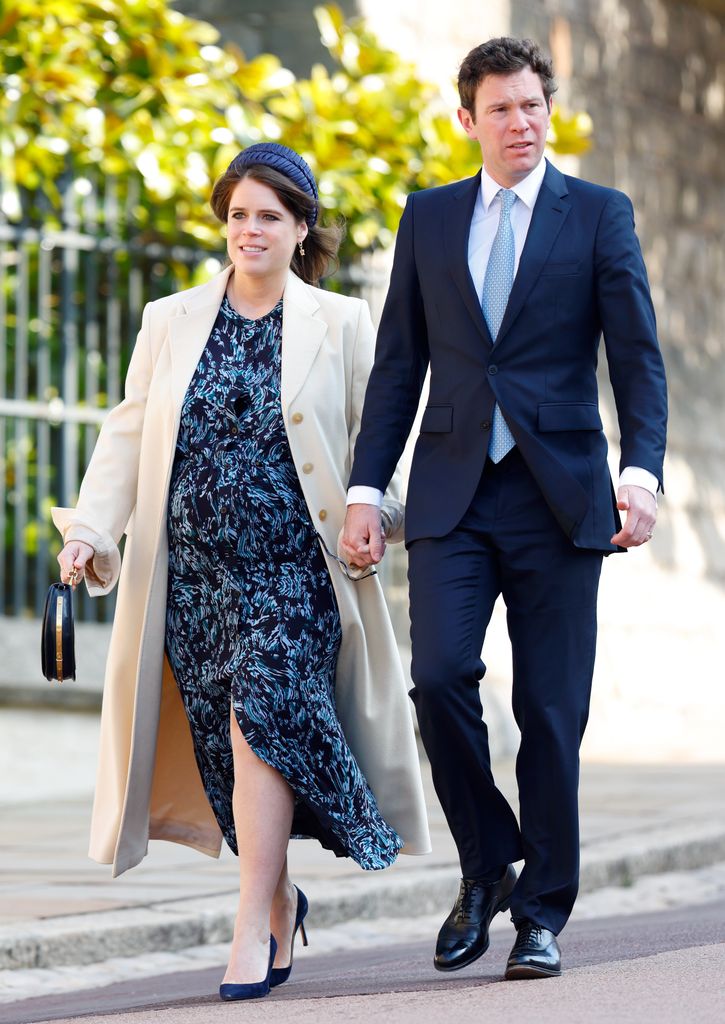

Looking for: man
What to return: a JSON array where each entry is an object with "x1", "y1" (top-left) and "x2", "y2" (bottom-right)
[{"x1": 342, "y1": 37, "x2": 667, "y2": 979}]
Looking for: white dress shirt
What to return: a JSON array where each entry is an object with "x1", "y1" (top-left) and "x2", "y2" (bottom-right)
[{"x1": 348, "y1": 160, "x2": 657, "y2": 508}]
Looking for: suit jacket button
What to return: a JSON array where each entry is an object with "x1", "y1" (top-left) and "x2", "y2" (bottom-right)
[
  {"x1": 481, "y1": 420, "x2": 491, "y2": 430},
  {"x1": 319, "y1": 509, "x2": 327, "y2": 521},
  {"x1": 488, "y1": 364, "x2": 498, "y2": 375},
  {"x1": 302, "y1": 462, "x2": 313, "y2": 474},
  {"x1": 292, "y1": 412, "x2": 304, "y2": 424}
]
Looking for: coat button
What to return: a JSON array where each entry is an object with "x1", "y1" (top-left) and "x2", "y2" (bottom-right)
[
  {"x1": 302, "y1": 462, "x2": 313, "y2": 474},
  {"x1": 481, "y1": 420, "x2": 491, "y2": 430},
  {"x1": 319, "y1": 509, "x2": 327, "y2": 521},
  {"x1": 488, "y1": 365, "x2": 498, "y2": 375},
  {"x1": 291, "y1": 412, "x2": 304, "y2": 424}
]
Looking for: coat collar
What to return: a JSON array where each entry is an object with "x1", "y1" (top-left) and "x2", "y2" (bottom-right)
[
  {"x1": 169, "y1": 266, "x2": 232, "y2": 412},
  {"x1": 442, "y1": 160, "x2": 571, "y2": 346},
  {"x1": 168, "y1": 266, "x2": 326, "y2": 415}
]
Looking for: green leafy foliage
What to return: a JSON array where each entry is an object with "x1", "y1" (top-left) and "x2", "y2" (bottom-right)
[{"x1": 0, "y1": 0, "x2": 592, "y2": 255}]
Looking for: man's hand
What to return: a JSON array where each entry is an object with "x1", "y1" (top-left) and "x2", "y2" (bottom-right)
[
  {"x1": 611, "y1": 485, "x2": 657, "y2": 548},
  {"x1": 341, "y1": 504, "x2": 385, "y2": 570}
]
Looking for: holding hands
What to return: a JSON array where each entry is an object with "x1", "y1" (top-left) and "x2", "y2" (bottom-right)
[{"x1": 341, "y1": 504, "x2": 385, "y2": 571}]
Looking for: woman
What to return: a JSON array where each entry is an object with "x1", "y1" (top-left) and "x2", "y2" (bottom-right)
[{"x1": 53, "y1": 143, "x2": 430, "y2": 1001}]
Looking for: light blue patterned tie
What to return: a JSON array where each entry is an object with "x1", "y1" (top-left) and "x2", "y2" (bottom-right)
[{"x1": 482, "y1": 188, "x2": 517, "y2": 463}]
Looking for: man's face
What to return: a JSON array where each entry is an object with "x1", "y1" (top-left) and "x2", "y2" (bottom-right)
[{"x1": 457, "y1": 67, "x2": 552, "y2": 187}]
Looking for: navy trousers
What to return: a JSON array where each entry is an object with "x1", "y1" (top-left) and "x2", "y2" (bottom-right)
[{"x1": 408, "y1": 448, "x2": 603, "y2": 934}]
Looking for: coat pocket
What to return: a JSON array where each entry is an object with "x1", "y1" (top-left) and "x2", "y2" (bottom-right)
[
  {"x1": 420, "y1": 405, "x2": 453, "y2": 433},
  {"x1": 538, "y1": 403, "x2": 603, "y2": 432}
]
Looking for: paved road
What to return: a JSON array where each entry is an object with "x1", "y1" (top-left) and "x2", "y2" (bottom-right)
[{"x1": 3, "y1": 900, "x2": 724, "y2": 1024}]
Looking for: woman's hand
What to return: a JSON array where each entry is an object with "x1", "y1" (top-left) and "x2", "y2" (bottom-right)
[{"x1": 58, "y1": 541, "x2": 95, "y2": 588}]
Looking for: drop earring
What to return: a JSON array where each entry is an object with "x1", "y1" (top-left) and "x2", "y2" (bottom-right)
[{"x1": 298, "y1": 240, "x2": 305, "y2": 257}]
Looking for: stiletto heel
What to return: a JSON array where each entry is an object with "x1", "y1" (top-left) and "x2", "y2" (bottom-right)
[
  {"x1": 270, "y1": 885, "x2": 309, "y2": 988},
  {"x1": 219, "y1": 935, "x2": 277, "y2": 1001}
]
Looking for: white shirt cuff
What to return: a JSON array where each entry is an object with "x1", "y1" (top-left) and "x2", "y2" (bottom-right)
[
  {"x1": 618, "y1": 466, "x2": 659, "y2": 498},
  {"x1": 346, "y1": 486, "x2": 384, "y2": 507}
]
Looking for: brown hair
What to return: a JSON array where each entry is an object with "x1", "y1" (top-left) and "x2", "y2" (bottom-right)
[
  {"x1": 458, "y1": 37, "x2": 557, "y2": 118},
  {"x1": 210, "y1": 163, "x2": 343, "y2": 285}
]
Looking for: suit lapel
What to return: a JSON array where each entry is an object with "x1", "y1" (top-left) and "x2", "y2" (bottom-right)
[
  {"x1": 497, "y1": 161, "x2": 571, "y2": 344},
  {"x1": 443, "y1": 173, "x2": 493, "y2": 344},
  {"x1": 280, "y1": 270, "x2": 328, "y2": 414},
  {"x1": 168, "y1": 267, "x2": 232, "y2": 413}
]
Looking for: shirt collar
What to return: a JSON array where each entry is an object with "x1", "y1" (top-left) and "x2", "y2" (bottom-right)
[{"x1": 480, "y1": 158, "x2": 547, "y2": 212}]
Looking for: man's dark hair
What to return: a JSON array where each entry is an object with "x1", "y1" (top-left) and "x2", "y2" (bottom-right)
[{"x1": 458, "y1": 37, "x2": 557, "y2": 117}]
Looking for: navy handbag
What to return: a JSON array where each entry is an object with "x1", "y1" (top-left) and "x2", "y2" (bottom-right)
[{"x1": 41, "y1": 581, "x2": 76, "y2": 682}]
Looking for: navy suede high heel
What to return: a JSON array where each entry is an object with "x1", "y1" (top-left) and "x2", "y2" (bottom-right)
[
  {"x1": 219, "y1": 935, "x2": 277, "y2": 1001},
  {"x1": 270, "y1": 886, "x2": 309, "y2": 988}
]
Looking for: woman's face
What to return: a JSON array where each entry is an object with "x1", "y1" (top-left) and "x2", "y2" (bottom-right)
[{"x1": 226, "y1": 177, "x2": 308, "y2": 282}]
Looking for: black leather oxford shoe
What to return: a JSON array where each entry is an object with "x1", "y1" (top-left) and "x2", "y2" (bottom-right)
[
  {"x1": 504, "y1": 921, "x2": 562, "y2": 979},
  {"x1": 434, "y1": 865, "x2": 517, "y2": 972}
]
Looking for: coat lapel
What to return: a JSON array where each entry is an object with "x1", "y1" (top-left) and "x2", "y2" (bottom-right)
[
  {"x1": 443, "y1": 172, "x2": 493, "y2": 344},
  {"x1": 497, "y1": 161, "x2": 571, "y2": 344},
  {"x1": 168, "y1": 267, "x2": 233, "y2": 413},
  {"x1": 168, "y1": 267, "x2": 326, "y2": 423},
  {"x1": 280, "y1": 270, "x2": 328, "y2": 414}
]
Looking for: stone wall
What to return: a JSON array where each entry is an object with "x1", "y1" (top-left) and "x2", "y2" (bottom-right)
[
  {"x1": 506, "y1": 0, "x2": 725, "y2": 762},
  {"x1": 171, "y1": 0, "x2": 357, "y2": 74}
]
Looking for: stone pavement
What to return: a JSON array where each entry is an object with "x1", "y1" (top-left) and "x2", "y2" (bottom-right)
[{"x1": 1, "y1": 759, "x2": 724, "y2": 974}]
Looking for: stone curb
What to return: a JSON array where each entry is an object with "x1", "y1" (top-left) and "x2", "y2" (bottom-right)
[
  {"x1": 0, "y1": 683, "x2": 102, "y2": 711},
  {"x1": 2, "y1": 824, "x2": 725, "y2": 972}
]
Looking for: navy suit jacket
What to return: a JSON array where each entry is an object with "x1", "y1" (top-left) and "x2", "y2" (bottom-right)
[{"x1": 349, "y1": 161, "x2": 668, "y2": 552}]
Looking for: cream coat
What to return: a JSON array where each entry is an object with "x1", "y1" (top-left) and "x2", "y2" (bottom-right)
[{"x1": 53, "y1": 268, "x2": 431, "y2": 876}]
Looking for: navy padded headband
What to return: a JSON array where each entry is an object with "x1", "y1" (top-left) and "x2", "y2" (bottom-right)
[{"x1": 230, "y1": 143, "x2": 319, "y2": 227}]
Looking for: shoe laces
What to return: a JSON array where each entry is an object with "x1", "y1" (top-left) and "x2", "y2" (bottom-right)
[
  {"x1": 455, "y1": 879, "x2": 480, "y2": 923},
  {"x1": 513, "y1": 921, "x2": 544, "y2": 949}
]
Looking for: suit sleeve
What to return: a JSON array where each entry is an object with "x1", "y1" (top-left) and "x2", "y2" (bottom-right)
[
  {"x1": 594, "y1": 191, "x2": 668, "y2": 489},
  {"x1": 348, "y1": 193, "x2": 430, "y2": 492},
  {"x1": 347, "y1": 298, "x2": 405, "y2": 542},
  {"x1": 51, "y1": 301, "x2": 155, "y2": 593}
]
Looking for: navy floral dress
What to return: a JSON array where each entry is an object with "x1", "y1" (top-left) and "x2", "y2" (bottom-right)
[{"x1": 165, "y1": 296, "x2": 402, "y2": 870}]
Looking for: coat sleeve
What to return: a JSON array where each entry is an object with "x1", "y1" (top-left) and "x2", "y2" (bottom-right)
[
  {"x1": 595, "y1": 190, "x2": 668, "y2": 489},
  {"x1": 348, "y1": 194, "x2": 430, "y2": 495},
  {"x1": 51, "y1": 300, "x2": 155, "y2": 595},
  {"x1": 347, "y1": 297, "x2": 405, "y2": 544}
]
